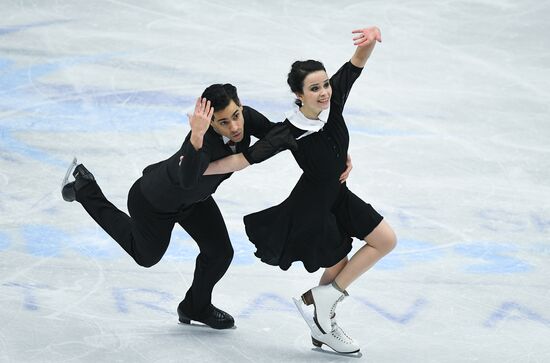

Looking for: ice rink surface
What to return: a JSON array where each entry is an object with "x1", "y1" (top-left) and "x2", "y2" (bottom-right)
[{"x1": 1, "y1": 0, "x2": 550, "y2": 362}]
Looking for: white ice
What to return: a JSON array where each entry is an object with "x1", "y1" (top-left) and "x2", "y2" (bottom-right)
[{"x1": 1, "y1": 1, "x2": 550, "y2": 362}]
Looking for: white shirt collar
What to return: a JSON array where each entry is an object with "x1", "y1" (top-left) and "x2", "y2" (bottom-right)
[
  {"x1": 285, "y1": 104, "x2": 330, "y2": 132},
  {"x1": 222, "y1": 135, "x2": 237, "y2": 153}
]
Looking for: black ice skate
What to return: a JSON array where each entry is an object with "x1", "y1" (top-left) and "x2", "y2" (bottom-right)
[
  {"x1": 177, "y1": 303, "x2": 235, "y2": 330},
  {"x1": 61, "y1": 158, "x2": 95, "y2": 202}
]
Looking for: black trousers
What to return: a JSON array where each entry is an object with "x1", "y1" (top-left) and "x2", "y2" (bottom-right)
[{"x1": 76, "y1": 178, "x2": 234, "y2": 319}]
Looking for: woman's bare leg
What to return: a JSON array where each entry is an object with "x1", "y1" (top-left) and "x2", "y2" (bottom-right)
[
  {"x1": 334, "y1": 220, "x2": 397, "y2": 290},
  {"x1": 319, "y1": 257, "x2": 348, "y2": 285}
]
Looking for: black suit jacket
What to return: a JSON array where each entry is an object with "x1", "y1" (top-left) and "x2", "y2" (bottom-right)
[{"x1": 139, "y1": 106, "x2": 274, "y2": 212}]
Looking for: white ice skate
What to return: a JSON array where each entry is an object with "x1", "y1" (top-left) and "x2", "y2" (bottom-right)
[
  {"x1": 301, "y1": 283, "x2": 348, "y2": 334},
  {"x1": 293, "y1": 297, "x2": 360, "y2": 354}
]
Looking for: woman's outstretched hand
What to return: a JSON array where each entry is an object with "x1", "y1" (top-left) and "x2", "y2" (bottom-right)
[
  {"x1": 352, "y1": 27, "x2": 382, "y2": 47},
  {"x1": 350, "y1": 26, "x2": 381, "y2": 67}
]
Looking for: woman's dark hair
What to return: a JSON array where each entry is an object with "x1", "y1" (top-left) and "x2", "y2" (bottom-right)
[
  {"x1": 201, "y1": 83, "x2": 241, "y2": 116},
  {"x1": 287, "y1": 60, "x2": 326, "y2": 107}
]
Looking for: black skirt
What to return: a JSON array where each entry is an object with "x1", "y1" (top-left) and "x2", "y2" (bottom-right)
[{"x1": 244, "y1": 177, "x2": 383, "y2": 273}]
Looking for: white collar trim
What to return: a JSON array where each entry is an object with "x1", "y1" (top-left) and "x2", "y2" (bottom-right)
[{"x1": 285, "y1": 104, "x2": 330, "y2": 132}]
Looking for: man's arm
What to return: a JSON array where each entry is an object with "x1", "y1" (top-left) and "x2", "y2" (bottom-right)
[
  {"x1": 178, "y1": 97, "x2": 214, "y2": 187},
  {"x1": 244, "y1": 106, "x2": 276, "y2": 139},
  {"x1": 204, "y1": 153, "x2": 250, "y2": 175},
  {"x1": 188, "y1": 97, "x2": 213, "y2": 150}
]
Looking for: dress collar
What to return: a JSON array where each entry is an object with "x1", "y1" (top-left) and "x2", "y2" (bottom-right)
[{"x1": 285, "y1": 104, "x2": 330, "y2": 131}]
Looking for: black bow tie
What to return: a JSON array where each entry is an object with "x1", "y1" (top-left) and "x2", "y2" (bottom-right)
[{"x1": 226, "y1": 140, "x2": 236, "y2": 146}]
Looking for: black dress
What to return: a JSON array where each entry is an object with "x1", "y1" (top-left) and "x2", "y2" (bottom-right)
[{"x1": 244, "y1": 62, "x2": 384, "y2": 273}]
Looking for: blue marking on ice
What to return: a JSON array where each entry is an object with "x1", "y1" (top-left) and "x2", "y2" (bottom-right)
[
  {"x1": 3, "y1": 282, "x2": 50, "y2": 311},
  {"x1": 0, "y1": 20, "x2": 72, "y2": 36},
  {"x1": 113, "y1": 287, "x2": 174, "y2": 314},
  {"x1": 375, "y1": 239, "x2": 444, "y2": 269},
  {"x1": 484, "y1": 302, "x2": 550, "y2": 328},
  {"x1": 238, "y1": 293, "x2": 295, "y2": 318},
  {"x1": 69, "y1": 227, "x2": 123, "y2": 259},
  {"x1": 0, "y1": 231, "x2": 10, "y2": 251},
  {"x1": 354, "y1": 296, "x2": 428, "y2": 324},
  {"x1": 23, "y1": 224, "x2": 65, "y2": 257},
  {"x1": 455, "y1": 242, "x2": 533, "y2": 274}
]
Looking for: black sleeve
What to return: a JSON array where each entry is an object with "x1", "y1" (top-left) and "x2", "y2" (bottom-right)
[
  {"x1": 242, "y1": 122, "x2": 297, "y2": 165},
  {"x1": 177, "y1": 132, "x2": 212, "y2": 189},
  {"x1": 330, "y1": 61, "x2": 363, "y2": 108},
  {"x1": 283, "y1": 119, "x2": 309, "y2": 139},
  {"x1": 243, "y1": 106, "x2": 276, "y2": 139}
]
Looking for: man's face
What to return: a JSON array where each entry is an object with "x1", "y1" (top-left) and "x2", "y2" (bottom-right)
[{"x1": 210, "y1": 100, "x2": 245, "y2": 143}]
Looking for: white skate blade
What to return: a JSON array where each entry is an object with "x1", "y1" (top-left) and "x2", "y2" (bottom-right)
[
  {"x1": 292, "y1": 297, "x2": 320, "y2": 334},
  {"x1": 61, "y1": 157, "x2": 78, "y2": 188}
]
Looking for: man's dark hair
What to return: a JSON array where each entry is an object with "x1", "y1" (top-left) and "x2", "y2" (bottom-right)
[{"x1": 201, "y1": 83, "x2": 241, "y2": 117}]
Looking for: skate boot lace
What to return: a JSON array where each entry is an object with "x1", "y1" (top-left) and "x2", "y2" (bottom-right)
[
  {"x1": 328, "y1": 293, "x2": 347, "y2": 324},
  {"x1": 213, "y1": 309, "x2": 225, "y2": 320},
  {"x1": 330, "y1": 318, "x2": 354, "y2": 343}
]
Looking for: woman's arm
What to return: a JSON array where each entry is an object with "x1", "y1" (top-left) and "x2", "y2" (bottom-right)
[
  {"x1": 204, "y1": 153, "x2": 250, "y2": 175},
  {"x1": 203, "y1": 122, "x2": 298, "y2": 176},
  {"x1": 350, "y1": 27, "x2": 382, "y2": 68}
]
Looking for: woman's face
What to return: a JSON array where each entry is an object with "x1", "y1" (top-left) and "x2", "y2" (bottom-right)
[{"x1": 297, "y1": 70, "x2": 332, "y2": 118}]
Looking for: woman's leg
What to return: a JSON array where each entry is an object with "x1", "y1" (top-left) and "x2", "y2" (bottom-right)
[
  {"x1": 302, "y1": 258, "x2": 351, "y2": 335},
  {"x1": 302, "y1": 214, "x2": 396, "y2": 337},
  {"x1": 334, "y1": 220, "x2": 397, "y2": 290},
  {"x1": 319, "y1": 257, "x2": 348, "y2": 285}
]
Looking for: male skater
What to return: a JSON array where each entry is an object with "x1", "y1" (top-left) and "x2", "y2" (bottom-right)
[{"x1": 61, "y1": 83, "x2": 296, "y2": 329}]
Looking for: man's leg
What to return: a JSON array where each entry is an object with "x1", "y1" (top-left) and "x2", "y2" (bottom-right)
[
  {"x1": 75, "y1": 174, "x2": 174, "y2": 267},
  {"x1": 177, "y1": 197, "x2": 234, "y2": 325}
]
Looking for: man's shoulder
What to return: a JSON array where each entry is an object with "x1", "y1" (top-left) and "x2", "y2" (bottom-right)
[
  {"x1": 242, "y1": 105, "x2": 256, "y2": 119},
  {"x1": 202, "y1": 127, "x2": 224, "y2": 144}
]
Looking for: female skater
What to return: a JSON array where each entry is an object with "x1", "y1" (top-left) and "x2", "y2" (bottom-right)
[{"x1": 204, "y1": 26, "x2": 397, "y2": 353}]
